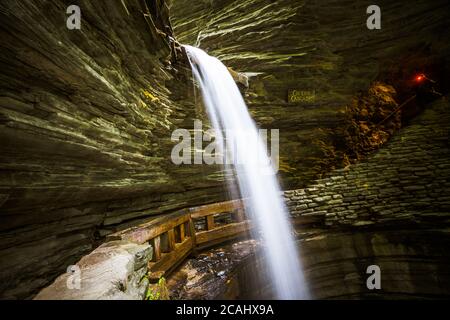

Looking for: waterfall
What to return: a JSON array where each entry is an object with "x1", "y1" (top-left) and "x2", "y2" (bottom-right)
[{"x1": 184, "y1": 45, "x2": 309, "y2": 300}]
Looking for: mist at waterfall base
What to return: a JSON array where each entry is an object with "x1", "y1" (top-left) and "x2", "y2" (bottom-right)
[{"x1": 184, "y1": 45, "x2": 309, "y2": 300}]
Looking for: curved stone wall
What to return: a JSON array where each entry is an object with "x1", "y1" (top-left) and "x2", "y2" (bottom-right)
[
  {"x1": 0, "y1": 0, "x2": 227, "y2": 299},
  {"x1": 285, "y1": 97, "x2": 450, "y2": 298}
]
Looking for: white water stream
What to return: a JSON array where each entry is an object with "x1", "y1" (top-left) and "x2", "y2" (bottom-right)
[{"x1": 185, "y1": 45, "x2": 309, "y2": 299}]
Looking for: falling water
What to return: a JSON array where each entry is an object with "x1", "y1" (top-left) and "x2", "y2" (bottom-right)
[{"x1": 184, "y1": 45, "x2": 309, "y2": 299}]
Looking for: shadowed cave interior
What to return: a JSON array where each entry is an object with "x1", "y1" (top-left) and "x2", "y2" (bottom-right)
[{"x1": 0, "y1": 0, "x2": 450, "y2": 300}]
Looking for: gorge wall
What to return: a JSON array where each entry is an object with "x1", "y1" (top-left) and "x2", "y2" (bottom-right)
[
  {"x1": 37, "y1": 96, "x2": 450, "y2": 300},
  {"x1": 286, "y1": 97, "x2": 450, "y2": 298},
  {"x1": 171, "y1": 0, "x2": 450, "y2": 188},
  {"x1": 167, "y1": 96, "x2": 450, "y2": 300},
  {"x1": 1, "y1": 0, "x2": 449, "y2": 299},
  {"x1": 0, "y1": 0, "x2": 228, "y2": 299}
]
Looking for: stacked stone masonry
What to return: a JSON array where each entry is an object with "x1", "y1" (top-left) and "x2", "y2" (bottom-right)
[{"x1": 284, "y1": 97, "x2": 450, "y2": 228}]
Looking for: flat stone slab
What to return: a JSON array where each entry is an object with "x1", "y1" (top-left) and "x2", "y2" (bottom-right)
[{"x1": 34, "y1": 241, "x2": 152, "y2": 300}]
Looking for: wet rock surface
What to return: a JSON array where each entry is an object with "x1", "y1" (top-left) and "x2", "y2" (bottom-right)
[{"x1": 167, "y1": 239, "x2": 269, "y2": 300}]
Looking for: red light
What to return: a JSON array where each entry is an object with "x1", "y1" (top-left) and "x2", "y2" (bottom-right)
[{"x1": 415, "y1": 74, "x2": 425, "y2": 82}]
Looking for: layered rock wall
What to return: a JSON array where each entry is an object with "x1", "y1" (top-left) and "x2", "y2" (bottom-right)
[
  {"x1": 284, "y1": 97, "x2": 450, "y2": 298},
  {"x1": 31, "y1": 97, "x2": 450, "y2": 300},
  {"x1": 0, "y1": 0, "x2": 227, "y2": 299},
  {"x1": 2, "y1": 0, "x2": 450, "y2": 300},
  {"x1": 171, "y1": 0, "x2": 450, "y2": 187},
  {"x1": 284, "y1": 96, "x2": 450, "y2": 226}
]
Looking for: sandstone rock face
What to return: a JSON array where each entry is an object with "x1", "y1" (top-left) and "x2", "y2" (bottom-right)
[
  {"x1": 171, "y1": 0, "x2": 450, "y2": 187},
  {"x1": 0, "y1": 0, "x2": 227, "y2": 299}
]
